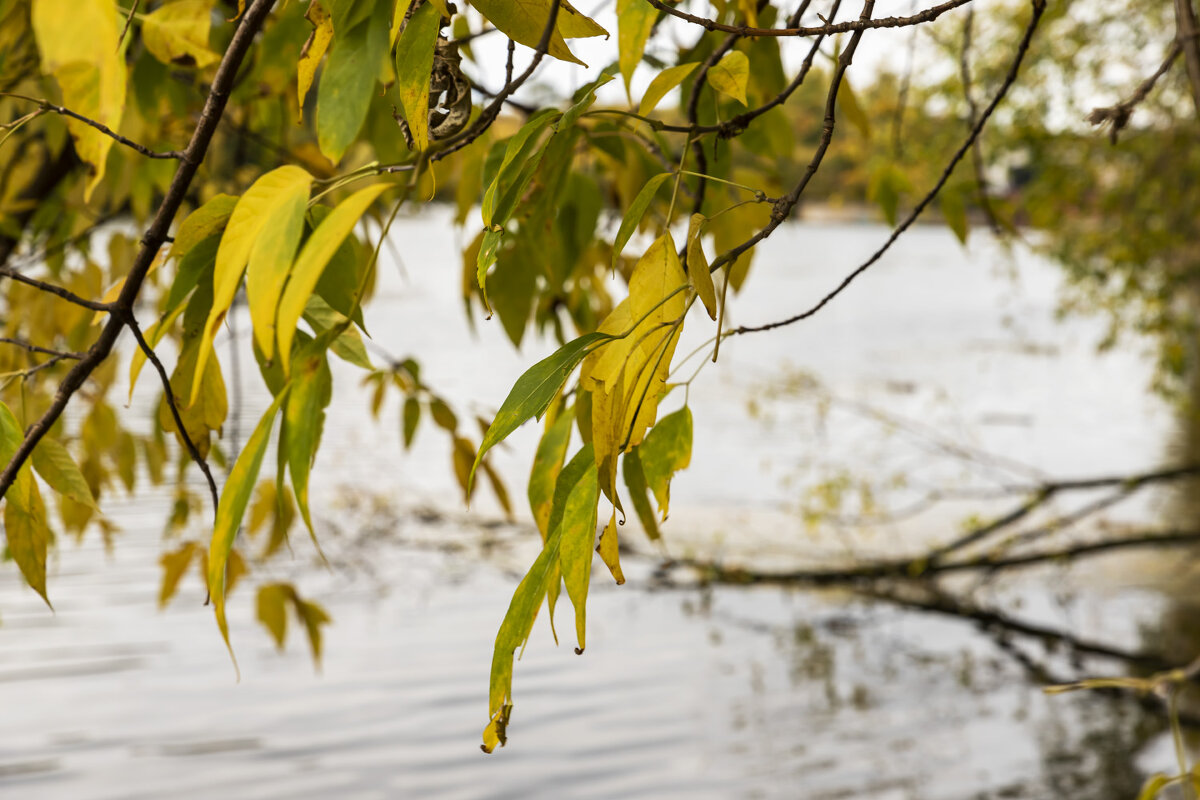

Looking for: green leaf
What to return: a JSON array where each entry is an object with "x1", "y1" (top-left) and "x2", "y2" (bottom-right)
[
  {"x1": 317, "y1": 0, "x2": 390, "y2": 162},
  {"x1": 557, "y1": 73, "x2": 614, "y2": 132},
  {"x1": 611, "y1": 172, "x2": 671, "y2": 271},
  {"x1": 208, "y1": 388, "x2": 289, "y2": 670},
  {"x1": 194, "y1": 166, "x2": 313, "y2": 405},
  {"x1": 617, "y1": 0, "x2": 656, "y2": 94},
  {"x1": 297, "y1": 0, "x2": 333, "y2": 123},
  {"x1": 402, "y1": 396, "x2": 421, "y2": 448},
  {"x1": 141, "y1": 0, "x2": 220, "y2": 68},
  {"x1": 528, "y1": 406, "x2": 575, "y2": 539},
  {"x1": 622, "y1": 447, "x2": 660, "y2": 540},
  {"x1": 169, "y1": 194, "x2": 238, "y2": 263},
  {"x1": 394, "y1": 1, "x2": 440, "y2": 152},
  {"x1": 686, "y1": 213, "x2": 717, "y2": 320},
  {"x1": 638, "y1": 406, "x2": 692, "y2": 519},
  {"x1": 481, "y1": 109, "x2": 562, "y2": 228},
  {"x1": 557, "y1": 457, "x2": 599, "y2": 653},
  {"x1": 276, "y1": 183, "x2": 389, "y2": 373},
  {"x1": 32, "y1": 436, "x2": 98, "y2": 511},
  {"x1": 707, "y1": 51, "x2": 749, "y2": 105},
  {"x1": 302, "y1": 296, "x2": 373, "y2": 370},
  {"x1": 284, "y1": 339, "x2": 333, "y2": 547},
  {"x1": 475, "y1": 227, "x2": 505, "y2": 313},
  {"x1": 483, "y1": 444, "x2": 594, "y2": 753},
  {"x1": 471, "y1": 332, "x2": 610, "y2": 489},
  {"x1": 837, "y1": 77, "x2": 871, "y2": 139},
  {"x1": 940, "y1": 185, "x2": 970, "y2": 244},
  {"x1": 638, "y1": 62, "x2": 700, "y2": 116}
]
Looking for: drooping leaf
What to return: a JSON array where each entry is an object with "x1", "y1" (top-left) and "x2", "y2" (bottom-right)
[
  {"x1": 393, "y1": 0, "x2": 441, "y2": 152},
  {"x1": 276, "y1": 183, "x2": 389, "y2": 373},
  {"x1": 528, "y1": 406, "x2": 575, "y2": 539},
  {"x1": 141, "y1": 0, "x2": 220, "y2": 68},
  {"x1": 169, "y1": 194, "x2": 238, "y2": 263},
  {"x1": 297, "y1": 0, "x2": 333, "y2": 123},
  {"x1": 481, "y1": 109, "x2": 562, "y2": 228},
  {"x1": 284, "y1": 339, "x2": 333, "y2": 545},
  {"x1": 837, "y1": 77, "x2": 871, "y2": 140},
  {"x1": 0, "y1": 402, "x2": 50, "y2": 604},
  {"x1": 596, "y1": 511, "x2": 624, "y2": 584},
  {"x1": 622, "y1": 447, "x2": 659, "y2": 540},
  {"x1": 245, "y1": 178, "x2": 310, "y2": 362},
  {"x1": 471, "y1": 332, "x2": 610, "y2": 489},
  {"x1": 158, "y1": 540, "x2": 200, "y2": 608},
  {"x1": 557, "y1": 73, "x2": 614, "y2": 132},
  {"x1": 556, "y1": 458, "x2": 599, "y2": 653},
  {"x1": 483, "y1": 445, "x2": 594, "y2": 753},
  {"x1": 208, "y1": 388, "x2": 289, "y2": 668},
  {"x1": 256, "y1": 583, "x2": 290, "y2": 649},
  {"x1": 402, "y1": 396, "x2": 421, "y2": 448},
  {"x1": 302, "y1": 297, "x2": 373, "y2": 370},
  {"x1": 32, "y1": 436, "x2": 99, "y2": 511},
  {"x1": 638, "y1": 62, "x2": 700, "y2": 116},
  {"x1": 31, "y1": 0, "x2": 126, "y2": 200},
  {"x1": 940, "y1": 184, "x2": 970, "y2": 244},
  {"x1": 686, "y1": 213, "x2": 717, "y2": 320},
  {"x1": 611, "y1": 172, "x2": 671, "y2": 271},
  {"x1": 295, "y1": 595, "x2": 332, "y2": 667},
  {"x1": 617, "y1": 0, "x2": 655, "y2": 94},
  {"x1": 469, "y1": 0, "x2": 605, "y2": 66},
  {"x1": 638, "y1": 406, "x2": 692, "y2": 519},
  {"x1": 707, "y1": 51, "x2": 749, "y2": 105},
  {"x1": 194, "y1": 166, "x2": 313, "y2": 404}
]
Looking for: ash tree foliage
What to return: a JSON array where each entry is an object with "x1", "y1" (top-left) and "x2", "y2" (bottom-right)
[{"x1": 7, "y1": 0, "x2": 1191, "y2": 754}]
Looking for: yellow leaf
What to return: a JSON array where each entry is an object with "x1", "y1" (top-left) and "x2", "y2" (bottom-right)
[
  {"x1": 31, "y1": 0, "x2": 126, "y2": 201},
  {"x1": 0, "y1": 402, "x2": 51, "y2": 605},
  {"x1": 686, "y1": 213, "x2": 717, "y2": 319},
  {"x1": 158, "y1": 541, "x2": 200, "y2": 608},
  {"x1": 706, "y1": 50, "x2": 749, "y2": 105},
  {"x1": 297, "y1": 0, "x2": 334, "y2": 123},
  {"x1": 276, "y1": 183, "x2": 389, "y2": 374},
  {"x1": 638, "y1": 62, "x2": 699, "y2": 116},
  {"x1": 256, "y1": 583, "x2": 290, "y2": 649},
  {"x1": 469, "y1": 0, "x2": 606, "y2": 66},
  {"x1": 245, "y1": 185, "x2": 309, "y2": 363},
  {"x1": 193, "y1": 166, "x2": 312, "y2": 404},
  {"x1": 142, "y1": 0, "x2": 220, "y2": 68},
  {"x1": 596, "y1": 511, "x2": 624, "y2": 584},
  {"x1": 617, "y1": 0, "x2": 655, "y2": 94},
  {"x1": 394, "y1": 0, "x2": 440, "y2": 152}
]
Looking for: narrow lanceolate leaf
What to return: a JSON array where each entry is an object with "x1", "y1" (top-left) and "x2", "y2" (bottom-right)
[
  {"x1": 617, "y1": 0, "x2": 656, "y2": 94},
  {"x1": 31, "y1": 0, "x2": 125, "y2": 201},
  {"x1": 483, "y1": 445, "x2": 594, "y2": 754},
  {"x1": 194, "y1": 166, "x2": 313, "y2": 405},
  {"x1": 158, "y1": 540, "x2": 200, "y2": 608},
  {"x1": 481, "y1": 109, "x2": 562, "y2": 228},
  {"x1": 471, "y1": 332, "x2": 610, "y2": 490},
  {"x1": 317, "y1": 0, "x2": 389, "y2": 162},
  {"x1": 256, "y1": 583, "x2": 290, "y2": 648},
  {"x1": 169, "y1": 194, "x2": 238, "y2": 263},
  {"x1": 638, "y1": 406, "x2": 692, "y2": 519},
  {"x1": 402, "y1": 396, "x2": 420, "y2": 448},
  {"x1": 394, "y1": 0, "x2": 441, "y2": 152},
  {"x1": 141, "y1": 0, "x2": 220, "y2": 68},
  {"x1": 837, "y1": 77, "x2": 871, "y2": 140},
  {"x1": 208, "y1": 389, "x2": 289, "y2": 670},
  {"x1": 556, "y1": 459, "x2": 600, "y2": 654},
  {"x1": 611, "y1": 172, "x2": 671, "y2": 271},
  {"x1": 295, "y1": 595, "x2": 332, "y2": 668},
  {"x1": 0, "y1": 402, "x2": 50, "y2": 604},
  {"x1": 285, "y1": 339, "x2": 333, "y2": 545},
  {"x1": 470, "y1": 0, "x2": 606, "y2": 66},
  {"x1": 622, "y1": 448, "x2": 660, "y2": 540},
  {"x1": 557, "y1": 73, "x2": 614, "y2": 132},
  {"x1": 596, "y1": 511, "x2": 625, "y2": 584},
  {"x1": 686, "y1": 214, "x2": 718, "y2": 319},
  {"x1": 638, "y1": 62, "x2": 700, "y2": 116},
  {"x1": 707, "y1": 50, "x2": 749, "y2": 105},
  {"x1": 297, "y1": 0, "x2": 333, "y2": 123},
  {"x1": 276, "y1": 183, "x2": 389, "y2": 373},
  {"x1": 528, "y1": 407, "x2": 575, "y2": 539},
  {"x1": 245, "y1": 178, "x2": 310, "y2": 362},
  {"x1": 31, "y1": 436, "x2": 98, "y2": 511}
]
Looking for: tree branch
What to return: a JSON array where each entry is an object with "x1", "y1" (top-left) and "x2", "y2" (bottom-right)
[
  {"x1": 643, "y1": 0, "x2": 974, "y2": 38},
  {"x1": 0, "y1": 93, "x2": 186, "y2": 160},
  {"x1": 0, "y1": 265, "x2": 115, "y2": 311}
]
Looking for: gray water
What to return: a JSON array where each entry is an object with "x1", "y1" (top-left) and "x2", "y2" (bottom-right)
[{"x1": 0, "y1": 211, "x2": 1189, "y2": 798}]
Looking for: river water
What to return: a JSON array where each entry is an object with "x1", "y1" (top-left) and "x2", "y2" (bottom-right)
[{"x1": 0, "y1": 211, "x2": 1191, "y2": 798}]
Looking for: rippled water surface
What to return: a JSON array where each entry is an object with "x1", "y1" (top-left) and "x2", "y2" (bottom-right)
[{"x1": 0, "y1": 213, "x2": 1189, "y2": 798}]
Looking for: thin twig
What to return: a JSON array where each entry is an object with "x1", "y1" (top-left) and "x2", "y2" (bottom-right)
[
  {"x1": 643, "y1": 0, "x2": 974, "y2": 37},
  {"x1": 0, "y1": 93, "x2": 185, "y2": 160},
  {"x1": 0, "y1": 266, "x2": 114, "y2": 311},
  {"x1": 1087, "y1": 42, "x2": 1183, "y2": 142},
  {"x1": 0, "y1": 338, "x2": 82, "y2": 360}
]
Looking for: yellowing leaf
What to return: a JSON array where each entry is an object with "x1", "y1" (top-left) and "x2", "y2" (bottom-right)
[
  {"x1": 158, "y1": 540, "x2": 200, "y2": 608},
  {"x1": 194, "y1": 166, "x2": 313, "y2": 405},
  {"x1": 470, "y1": 0, "x2": 605, "y2": 66},
  {"x1": 245, "y1": 183, "x2": 310, "y2": 363},
  {"x1": 638, "y1": 406, "x2": 692, "y2": 519},
  {"x1": 317, "y1": 0, "x2": 389, "y2": 161},
  {"x1": 276, "y1": 182, "x2": 389, "y2": 373},
  {"x1": 295, "y1": 595, "x2": 331, "y2": 667},
  {"x1": 284, "y1": 340, "x2": 332, "y2": 545},
  {"x1": 556, "y1": 0, "x2": 606, "y2": 38},
  {"x1": 471, "y1": 332, "x2": 610, "y2": 490},
  {"x1": 31, "y1": 0, "x2": 126, "y2": 201},
  {"x1": 707, "y1": 50, "x2": 749, "y2": 105},
  {"x1": 0, "y1": 402, "x2": 50, "y2": 605},
  {"x1": 297, "y1": 0, "x2": 334, "y2": 123},
  {"x1": 208, "y1": 388, "x2": 289, "y2": 670},
  {"x1": 32, "y1": 436, "x2": 99, "y2": 511},
  {"x1": 622, "y1": 446, "x2": 659, "y2": 540},
  {"x1": 596, "y1": 511, "x2": 624, "y2": 584},
  {"x1": 837, "y1": 77, "x2": 871, "y2": 140},
  {"x1": 256, "y1": 583, "x2": 290, "y2": 648},
  {"x1": 617, "y1": 0, "x2": 655, "y2": 94},
  {"x1": 528, "y1": 407, "x2": 575, "y2": 539},
  {"x1": 638, "y1": 62, "x2": 700, "y2": 116},
  {"x1": 556, "y1": 456, "x2": 599, "y2": 654},
  {"x1": 394, "y1": 0, "x2": 440, "y2": 152},
  {"x1": 141, "y1": 0, "x2": 219, "y2": 68},
  {"x1": 686, "y1": 213, "x2": 717, "y2": 319},
  {"x1": 169, "y1": 194, "x2": 238, "y2": 263}
]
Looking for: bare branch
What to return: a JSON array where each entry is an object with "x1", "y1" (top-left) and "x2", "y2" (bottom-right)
[
  {"x1": 0, "y1": 265, "x2": 114, "y2": 311},
  {"x1": 643, "y1": 0, "x2": 974, "y2": 38},
  {"x1": 0, "y1": 92, "x2": 186, "y2": 160},
  {"x1": 1088, "y1": 42, "x2": 1182, "y2": 142},
  {"x1": 0, "y1": 337, "x2": 82, "y2": 360}
]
